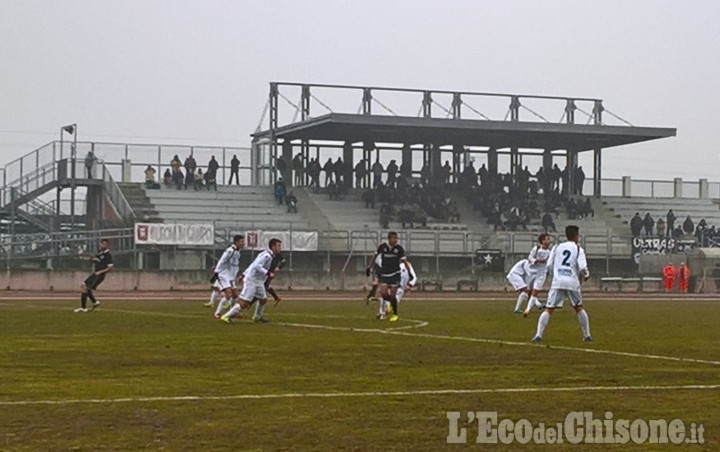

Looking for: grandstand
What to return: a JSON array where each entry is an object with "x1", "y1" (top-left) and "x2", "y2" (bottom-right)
[{"x1": 1, "y1": 82, "x2": 702, "y2": 290}]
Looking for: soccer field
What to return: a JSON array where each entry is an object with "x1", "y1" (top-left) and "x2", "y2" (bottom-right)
[{"x1": 1, "y1": 294, "x2": 718, "y2": 450}]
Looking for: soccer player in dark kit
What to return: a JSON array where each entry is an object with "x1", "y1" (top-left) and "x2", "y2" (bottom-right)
[{"x1": 75, "y1": 239, "x2": 113, "y2": 312}]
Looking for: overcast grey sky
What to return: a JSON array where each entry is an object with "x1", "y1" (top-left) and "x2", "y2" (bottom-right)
[{"x1": 1, "y1": 0, "x2": 719, "y2": 180}]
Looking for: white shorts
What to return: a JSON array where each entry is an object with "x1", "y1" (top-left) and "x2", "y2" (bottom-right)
[
  {"x1": 212, "y1": 279, "x2": 223, "y2": 290},
  {"x1": 218, "y1": 273, "x2": 237, "y2": 291},
  {"x1": 507, "y1": 272, "x2": 532, "y2": 291},
  {"x1": 240, "y1": 280, "x2": 267, "y2": 302},
  {"x1": 528, "y1": 271, "x2": 547, "y2": 291},
  {"x1": 545, "y1": 288, "x2": 583, "y2": 309}
]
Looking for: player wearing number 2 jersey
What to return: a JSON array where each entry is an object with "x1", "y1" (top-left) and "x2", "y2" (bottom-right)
[{"x1": 532, "y1": 225, "x2": 592, "y2": 343}]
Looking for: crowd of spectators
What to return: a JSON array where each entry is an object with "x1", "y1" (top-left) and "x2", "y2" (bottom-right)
[
  {"x1": 147, "y1": 154, "x2": 222, "y2": 191},
  {"x1": 630, "y1": 209, "x2": 720, "y2": 246},
  {"x1": 279, "y1": 152, "x2": 587, "y2": 230}
]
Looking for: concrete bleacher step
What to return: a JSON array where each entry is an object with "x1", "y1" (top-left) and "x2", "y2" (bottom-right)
[{"x1": 142, "y1": 184, "x2": 309, "y2": 230}]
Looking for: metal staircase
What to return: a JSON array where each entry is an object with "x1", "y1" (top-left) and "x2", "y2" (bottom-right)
[{"x1": 0, "y1": 141, "x2": 136, "y2": 233}]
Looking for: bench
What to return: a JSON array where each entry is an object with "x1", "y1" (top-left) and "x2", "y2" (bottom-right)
[
  {"x1": 600, "y1": 276, "x2": 664, "y2": 292},
  {"x1": 421, "y1": 280, "x2": 443, "y2": 292},
  {"x1": 456, "y1": 280, "x2": 478, "y2": 291}
]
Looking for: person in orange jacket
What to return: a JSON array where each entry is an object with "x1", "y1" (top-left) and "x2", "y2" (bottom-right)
[
  {"x1": 663, "y1": 262, "x2": 676, "y2": 292},
  {"x1": 677, "y1": 262, "x2": 690, "y2": 293}
]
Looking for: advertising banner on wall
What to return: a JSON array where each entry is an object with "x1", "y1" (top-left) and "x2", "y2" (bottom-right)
[
  {"x1": 135, "y1": 223, "x2": 215, "y2": 246},
  {"x1": 243, "y1": 231, "x2": 318, "y2": 252}
]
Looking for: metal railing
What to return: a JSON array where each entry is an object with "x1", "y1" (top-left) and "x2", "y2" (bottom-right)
[{"x1": 100, "y1": 160, "x2": 136, "y2": 222}]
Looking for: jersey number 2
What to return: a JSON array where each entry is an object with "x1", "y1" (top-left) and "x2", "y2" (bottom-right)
[{"x1": 561, "y1": 250, "x2": 572, "y2": 267}]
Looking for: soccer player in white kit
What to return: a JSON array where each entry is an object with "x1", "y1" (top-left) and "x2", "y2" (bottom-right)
[
  {"x1": 377, "y1": 260, "x2": 417, "y2": 319},
  {"x1": 221, "y1": 238, "x2": 282, "y2": 324},
  {"x1": 506, "y1": 258, "x2": 534, "y2": 313},
  {"x1": 523, "y1": 233, "x2": 552, "y2": 317},
  {"x1": 532, "y1": 225, "x2": 592, "y2": 343},
  {"x1": 212, "y1": 235, "x2": 245, "y2": 319}
]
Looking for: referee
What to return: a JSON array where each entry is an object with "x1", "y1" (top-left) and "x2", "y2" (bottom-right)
[{"x1": 75, "y1": 239, "x2": 113, "y2": 312}]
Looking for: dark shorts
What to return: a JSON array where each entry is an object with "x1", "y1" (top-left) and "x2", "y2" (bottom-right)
[
  {"x1": 84, "y1": 273, "x2": 105, "y2": 290},
  {"x1": 379, "y1": 273, "x2": 401, "y2": 286}
]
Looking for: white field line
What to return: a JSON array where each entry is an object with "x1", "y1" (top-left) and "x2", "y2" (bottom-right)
[
  {"x1": 12, "y1": 302, "x2": 720, "y2": 366},
  {"x1": 1, "y1": 384, "x2": 719, "y2": 406},
  {"x1": 279, "y1": 321, "x2": 720, "y2": 367}
]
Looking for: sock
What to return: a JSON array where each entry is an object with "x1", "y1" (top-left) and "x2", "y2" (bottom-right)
[
  {"x1": 368, "y1": 284, "x2": 378, "y2": 299},
  {"x1": 535, "y1": 311, "x2": 550, "y2": 338},
  {"x1": 534, "y1": 297, "x2": 543, "y2": 308},
  {"x1": 87, "y1": 291, "x2": 97, "y2": 304},
  {"x1": 214, "y1": 297, "x2": 228, "y2": 317},
  {"x1": 515, "y1": 292, "x2": 528, "y2": 311},
  {"x1": 388, "y1": 296, "x2": 398, "y2": 316},
  {"x1": 254, "y1": 302, "x2": 266, "y2": 319},
  {"x1": 577, "y1": 310, "x2": 591, "y2": 338},
  {"x1": 209, "y1": 291, "x2": 218, "y2": 306},
  {"x1": 526, "y1": 295, "x2": 539, "y2": 311},
  {"x1": 80, "y1": 293, "x2": 88, "y2": 308},
  {"x1": 224, "y1": 303, "x2": 242, "y2": 319},
  {"x1": 378, "y1": 299, "x2": 387, "y2": 315}
]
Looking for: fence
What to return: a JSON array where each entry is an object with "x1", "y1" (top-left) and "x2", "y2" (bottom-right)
[{"x1": 0, "y1": 225, "x2": 698, "y2": 277}]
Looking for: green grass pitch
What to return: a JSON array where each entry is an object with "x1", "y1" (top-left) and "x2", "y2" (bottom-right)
[{"x1": 1, "y1": 294, "x2": 719, "y2": 450}]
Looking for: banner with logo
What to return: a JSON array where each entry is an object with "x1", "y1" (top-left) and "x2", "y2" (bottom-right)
[
  {"x1": 631, "y1": 237, "x2": 675, "y2": 264},
  {"x1": 243, "y1": 231, "x2": 318, "y2": 252},
  {"x1": 474, "y1": 249, "x2": 504, "y2": 271},
  {"x1": 135, "y1": 223, "x2": 215, "y2": 246}
]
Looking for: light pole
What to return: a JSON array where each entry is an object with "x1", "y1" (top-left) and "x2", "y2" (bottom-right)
[{"x1": 61, "y1": 124, "x2": 77, "y2": 230}]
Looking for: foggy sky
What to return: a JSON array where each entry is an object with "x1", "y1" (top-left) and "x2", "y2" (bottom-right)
[{"x1": 1, "y1": 0, "x2": 719, "y2": 181}]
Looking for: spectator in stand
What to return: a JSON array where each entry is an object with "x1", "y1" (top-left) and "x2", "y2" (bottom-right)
[
  {"x1": 333, "y1": 157, "x2": 344, "y2": 186},
  {"x1": 274, "y1": 178, "x2": 286, "y2": 205},
  {"x1": 656, "y1": 217, "x2": 666, "y2": 237},
  {"x1": 171, "y1": 155, "x2": 182, "y2": 173},
  {"x1": 204, "y1": 168, "x2": 217, "y2": 191},
  {"x1": 420, "y1": 163, "x2": 431, "y2": 186},
  {"x1": 163, "y1": 168, "x2": 172, "y2": 187},
  {"x1": 683, "y1": 215, "x2": 694, "y2": 235},
  {"x1": 172, "y1": 167, "x2": 184, "y2": 190},
  {"x1": 355, "y1": 159, "x2": 368, "y2": 189},
  {"x1": 672, "y1": 225, "x2": 684, "y2": 238},
  {"x1": 228, "y1": 155, "x2": 240, "y2": 185},
  {"x1": 478, "y1": 163, "x2": 489, "y2": 185},
  {"x1": 184, "y1": 166, "x2": 195, "y2": 190},
  {"x1": 398, "y1": 206, "x2": 414, "y2": 229},
  {"x1": 84, "y1": 151, "x2": 96, "y2": 179},
  {"x1": 361, "y1": 188, "x2": 375, "y2": 209},
  {"x1": 276, "y1": 155, "x2": 288, "y2": 181},
  {"x1": 208, "y1": 156, "x2": 219, "y2": 182},
  {"x1": 630, "y1": 212, "x2": 643, "y2": 237},
  {"x1": 578, "y1": 198, "x2": 594, "y2": 219},
  {"x1": 292, "y1": 153, "x2": 304, "y2": 186},
  {"x1": 542, "y1": 211, "x2": 557, "y2": 233},
  {"x1": 566, "y1": 198, "x2": 577, "y2": 220},
  {"x1": 184, "y1": 154, "x2": 197, "y2": 180},
  {"x1": 307, "y1": 158, "x2": 321, "y2": 192},
  {"x1": 642, "y1": 213, "x2": 654, "y2": 236},
  {"x1": 371, "y1": 160, "x2": 384, "y2": 188},
  {"x1": 144, "y1": 165, "x2": 159, "y2": 189},
  {"x1": 666, "y1": 209, "x2": 676, "y2": 237},
  {"x1": 322, "y1": 158, "x2": 334, "y2": 187},
  {"x1": 386, "y1": 160, "x2": 399, "y2": 188},
  {"x1": 442, "y1": 161, "x2": 452, "y2": 184},
  {"x1": 575, "y1": 166, "x2": 586, "y2": 196},
  {"x1": 194, "y1": 168, "x2": 204, "y2": 191},
  {"x1": 286, "y1": 190, "x2": 298, "y2": 213}
]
